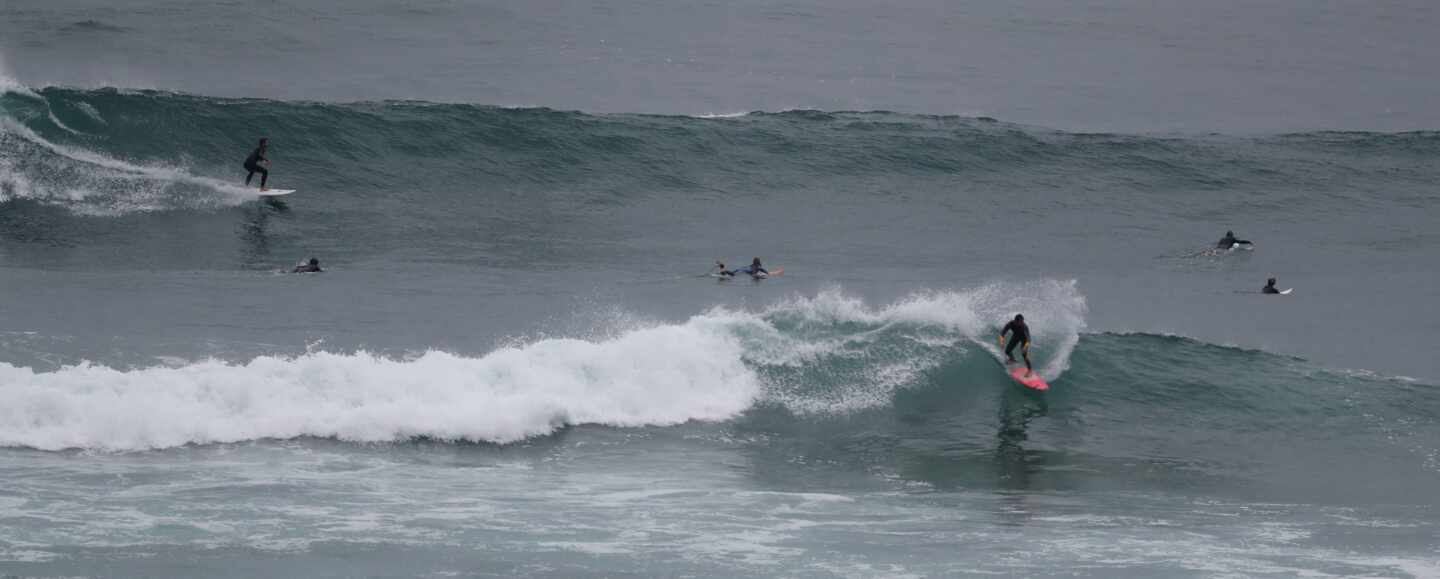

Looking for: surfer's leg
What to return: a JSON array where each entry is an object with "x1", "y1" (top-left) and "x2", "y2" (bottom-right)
[
  {"x1": 245, "y1": 169, "x2": 255, "y2": 186},
  {"x1": 1004, "y1": 337, "x2": 1018, "y2": 361},
  {"x1": 257, "y1": 167, "x2": 269, "y2": 189}
]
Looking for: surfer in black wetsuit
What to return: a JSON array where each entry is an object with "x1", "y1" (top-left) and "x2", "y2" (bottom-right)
[
  {"x1": 743, "y1": 257, "x2": 768, "y2": 277},
  {"x1": 1217, "y1": 230, "x2": 1251, "y2": 249},
  {"x1": 244, "y1": 138, "x2": 270, "y2": 191},
  {"x1": 1262, "y1": 277, "x2": 1280, "y2": 294},
  {"x1": 291, "y1": 257, "x2": 322, "y2": 273},
  {"x1": 716, "y1": 258, "x2": 769, "y2": 278},
  {"x1": 999, "y1": 314, "x2": 1032, "y2": 375}
]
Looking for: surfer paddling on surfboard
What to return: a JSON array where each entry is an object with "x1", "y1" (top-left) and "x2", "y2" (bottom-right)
[
  {"x1": 717, "y1": 257, "x2": 771, "y2": 278},
  {"x1": 1217, "y1": 230, "x2": 1251, "y2": 249},
  {"x1": 243, "y1": 137, "x2": 271, "y2": 191},
  {"x1": 999, "y1": 314, "x2": 1033, "y2": 376},
  {"x1": 1262, "y1": 277, "x2": 1280, "y2": 294},
  {"x1": 291, "y1": 257, "x2": 322, "y2": 273}
]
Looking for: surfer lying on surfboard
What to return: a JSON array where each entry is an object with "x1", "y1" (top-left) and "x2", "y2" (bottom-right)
[
  {"x1": 715, "y1": 257, "x2": 769, "y2": 278},
  {"x1": 998, "y1": 314, "x2": 1033, "y2": 376},
  {"x1": 291, "y1": 257, "x2": 322, "y2": 273},
  {"x1": 1262, "y1": 277, "x2": 1280, "y2": 294},
  {"x1": 243, "y1": 137, "x2": 272, "y2": 191}
]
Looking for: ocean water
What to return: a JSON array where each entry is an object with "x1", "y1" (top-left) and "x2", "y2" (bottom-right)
[{"x1": 2, "y1": 1, "x2": 1439, "y2": 577}]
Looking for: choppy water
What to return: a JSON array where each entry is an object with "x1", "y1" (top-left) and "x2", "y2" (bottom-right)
[{"x1": 3, "y1": 1, "x2": 1439, "y2": 577}]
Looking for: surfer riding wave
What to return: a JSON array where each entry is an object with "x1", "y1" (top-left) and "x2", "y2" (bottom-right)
[
  {"x1": 243, "y1": 137, "x2": 271, "y2": 191},
  {"x1": 999, "y1": 314, "x2": 1033, "y2": 376}
]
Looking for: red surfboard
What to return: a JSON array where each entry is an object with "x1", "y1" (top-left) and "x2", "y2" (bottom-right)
[{"x1": 1008, "y1": 365, "x2": 1050, "y2": 391}]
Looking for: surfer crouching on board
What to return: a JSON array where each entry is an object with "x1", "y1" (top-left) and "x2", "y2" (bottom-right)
[
  {"x1": 999, "y1": 314, "x2": 1033, "y2": 376},
  {"x1": 244, "y1": 137, "x2": 271, "y2": 191}
]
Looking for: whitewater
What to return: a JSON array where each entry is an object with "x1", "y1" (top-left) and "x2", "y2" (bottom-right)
[{"x1": 0, "y1": 285, "x2": 1089, "y2": 451}]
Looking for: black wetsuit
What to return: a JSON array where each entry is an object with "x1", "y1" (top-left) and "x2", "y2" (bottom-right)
[
  {"x1": 1262, "y1": 284, "x2": 1279, "y2": 294},
  {"x1": 723, "y1": 263, "x2": 768, "y2": 277},
  {"x1": 1218, "y1": 235, "x2": 1251, "y2": 249},
  {"x1": 244, "y1": 145, "x2": 268, "y2": 188},
  {"x1": 1001, "y1": 320, "x2": 1030, "y2": 359}
]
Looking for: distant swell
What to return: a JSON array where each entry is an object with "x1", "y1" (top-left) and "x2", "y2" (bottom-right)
[{"x1": 3, "y1": 85, "x2": 1438, "y2": 215}]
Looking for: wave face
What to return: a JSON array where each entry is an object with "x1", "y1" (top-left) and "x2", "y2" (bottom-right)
[
  {"x1": 4, "y1": 282, "x2": 1435, "y2": 479},
  {"x1": 0, "y1": 285, "x2": 1090, "y2": 451},
  {"x1": 4, "y1": 87, "x2": 1439, "y2": 217}
]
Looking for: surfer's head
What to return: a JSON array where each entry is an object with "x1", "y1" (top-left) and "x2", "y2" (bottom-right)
[
  {"x1": 1267, "y1": 277, "x2": 1276, "y2": 285},
  {"x1": 309, "y1": 257, "x2": 319, "y2": 266},
  {"x1": 1226, "y1": 230, "x2": 1234, "y2": 237},
  {"x1": 1014, "y1": 314, "x2": 1024, "y2": 322},
  {"x1": 752, "y1": 257, "x2": 761, "y2": 266}
]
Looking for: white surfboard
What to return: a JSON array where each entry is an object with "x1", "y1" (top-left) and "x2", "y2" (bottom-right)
[{"x1": 257, "y1": 189, "x2": 295, "y2": 196}]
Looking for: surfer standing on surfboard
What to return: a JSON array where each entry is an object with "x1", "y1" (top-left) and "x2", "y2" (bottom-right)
[
  {"x1": 243, "y1": 137, "x2": 271, "y2": 191},
  {"x1": 999, "y1": 314, "x2": 1033, "y2": 376}
]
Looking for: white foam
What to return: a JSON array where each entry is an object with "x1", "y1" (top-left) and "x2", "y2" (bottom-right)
[
  {"x1": 0, "y1": 285, "x2": 1089, "y2": 450},
  {"x1": 0, "y1": 53, "x2": 40, "y2": 99},
  {"x1": 695, "y1": 112, "x2": 750, "y2": 119},
  {"x1": 0, "y1": 317, "x2": 761, "y2": 451}
]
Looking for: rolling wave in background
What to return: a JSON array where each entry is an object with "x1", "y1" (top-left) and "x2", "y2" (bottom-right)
[{"x1": 3, "y1": 84, "x2": 1438, "y2": 219}]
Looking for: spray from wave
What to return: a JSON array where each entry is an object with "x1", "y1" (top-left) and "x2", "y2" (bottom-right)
[{"x1": 0, "y1": 69, "x2": 256, "y2": 213}]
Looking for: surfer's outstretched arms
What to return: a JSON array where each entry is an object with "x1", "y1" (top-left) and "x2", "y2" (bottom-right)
[
  {"x1": 244, "y1": 137, "x2": 271, "y2": 190},
  {"x1": 999, "y1": 314, "x2": 1032, "y2": 375},
  {"x1": 1217, "y1": 230, "x2": 1251, "y2": 249}
]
